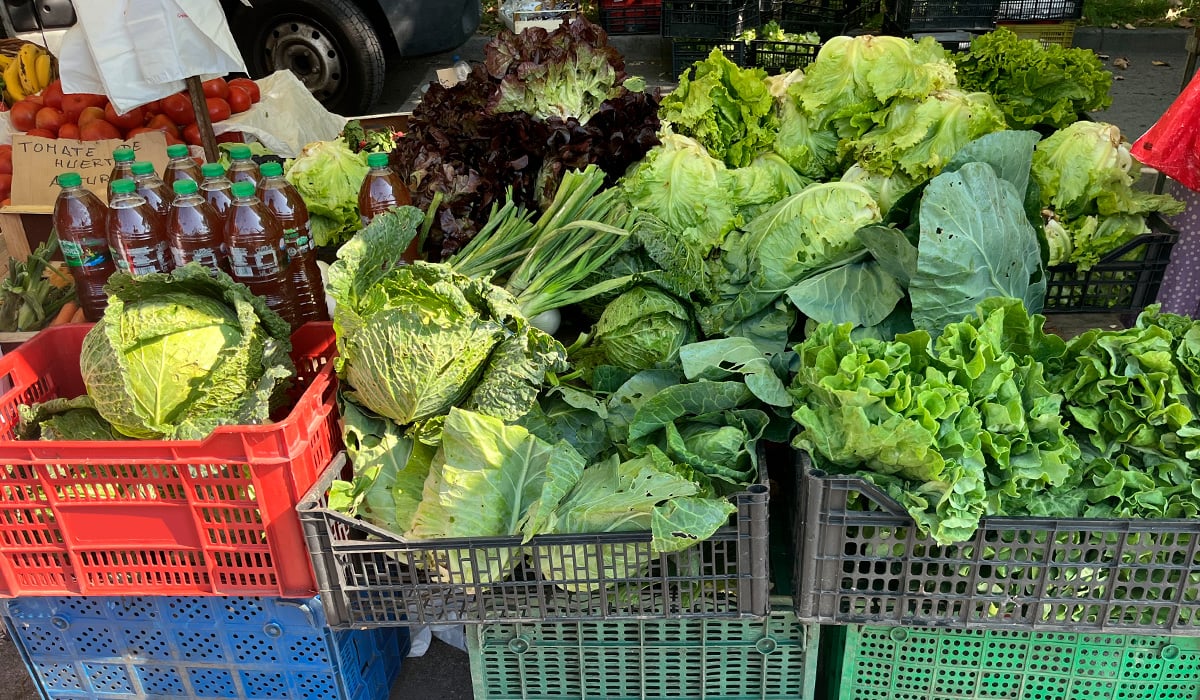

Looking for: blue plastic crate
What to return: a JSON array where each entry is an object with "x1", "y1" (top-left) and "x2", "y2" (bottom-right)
[{"x1": 1, "y1": 596, "x2": 407, "y2": 700}]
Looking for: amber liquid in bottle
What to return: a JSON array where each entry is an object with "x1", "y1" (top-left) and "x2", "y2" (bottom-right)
[
  {"x1": 358, "y1": 152, "x2": 419, "y2": 262},
  {"x1": 225, "y1": 181, "x2": 297, "y2": 328},
  {"x1": 130, "y1": 161, "x2": 173, "y2": 221},
  {"x1": 107, "y1": 178, "x2": 172, "y2": 277},
  {"x1": 200, "y1": 163, "x2": 235, "y2": 230},
  {"x1": 108, "y1": 146, "x2": 136, "y2": 203},
  {"x1": 258, "y1": 162, "x2": 328, "y2": 324},
  {"x1": 168, "y1": 179, "x2": 229, "y2": 275},
  {"x1": 227, "y1": 145, "x2": 260, "y2": 187},
  {"x1": 162, "y1": 144, "x2": 203, "y2": 187},
  {"x1": 53, "y1": 172, "x2": 117, "y2": 320}
]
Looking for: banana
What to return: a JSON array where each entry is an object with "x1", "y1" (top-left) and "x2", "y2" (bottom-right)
[
  {"x1": 33, "y1": 54, "x2": 50, "y2": 91},
  {"x1": 0, "y1": 56, "x2": 13, "y2": 73},
  {"x1": 5, "y1": 58, "x2": 25, "y2": 102},
  {"x1": 15, "y1": 44, "x2": 41, "y2": 96}
]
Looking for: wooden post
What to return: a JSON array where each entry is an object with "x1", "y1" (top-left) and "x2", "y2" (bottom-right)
[{"x1": 185, "y1": 75, "x2": 220, "y2": 162}]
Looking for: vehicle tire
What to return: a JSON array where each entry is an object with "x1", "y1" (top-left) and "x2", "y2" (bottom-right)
[{"x1": 229, "y1": 0, "x2": 385, "y2": 116}]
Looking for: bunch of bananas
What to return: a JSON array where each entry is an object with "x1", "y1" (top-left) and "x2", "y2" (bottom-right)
[{"x1": 1, "y1": 42, "x2": 55, "y2": 105}]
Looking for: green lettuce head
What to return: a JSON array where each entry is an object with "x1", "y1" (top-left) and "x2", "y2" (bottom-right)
[
  {"x1": 285, "y1": 139, "x2": 371, "y2": 246},
  {"x1": 79, "y1": 264, "x2": 295, "y2": 440},
  {"x1": 594, "y1": 286, "x2": 696, "y2": 372}
]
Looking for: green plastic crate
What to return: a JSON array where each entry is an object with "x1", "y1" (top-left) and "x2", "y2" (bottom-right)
[
  {"x1": 834, "y1": 625, "x2": 1200, "y2": 700},
  {"x1": 468, "y1": 609, "x2": 817, "y2": 700}
]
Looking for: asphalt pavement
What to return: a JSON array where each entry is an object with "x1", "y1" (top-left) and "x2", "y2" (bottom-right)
[{"x1": 0, "y1": 26, "x2": 1193, "y2": 700}]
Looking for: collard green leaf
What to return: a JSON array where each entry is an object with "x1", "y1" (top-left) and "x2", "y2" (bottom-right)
[
  {"x1": 911, "y1": 162, "x2": 1046, "y2": 334},
  {"x1": 678, "y1": 338, "x2": 791, "y2": 407}
]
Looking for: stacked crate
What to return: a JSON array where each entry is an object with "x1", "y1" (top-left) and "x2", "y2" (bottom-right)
[
  {"x1": 775, "y1": 0, "x2": 881, "y2": 39},
  {"x1": 661, "y1": 1, "x2": 759, "y2": 76},
  {"x1": 0, "y1": 323, "x2": 404, "y2": 700},
  {"x1": 599, "y1": 0, "x2": 663, "y2": 34},
  {"x1": 996, "y1": 0, "x2": 1082, "y2": 46}
]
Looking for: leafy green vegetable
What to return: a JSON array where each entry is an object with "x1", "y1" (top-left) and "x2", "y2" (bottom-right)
[
  {"x1": 840, "y1": 163, "x2": 920, "y2": 215},
  {"x1": 660, "y1": 48, "x2": 779, "y2": 168},
  {"x1": 77, "y1": 264, "x2": 294, "y2": 440},
  {"x1": 284, "y1": 139, "x2": 370, "y2": 246},
  {"x1": 786, "y1": 260, "x2": 905, "y2": 330},
  {"x1": 678, "y1": 337, "x2": 791, "y2": 408},
  {"x1": 17, "y1": 397, "x2": 117, "y2": 441},
  {"x1": 1031, "y1": 121, "x2": 1184, "y2": 269},
  {"x1": 954, "y1": 27, "x2": 1113, "y2": 130},
  {"x1": 771, "y1": 70, "x2": 840, "y2": 180},
  {"x1": 910, "y1": 162, "x2": 1046, "y2": 333},
  {"x1": 328, "y1": 208, "x2": 566, "y2": 425},
  {"x1": 594, "y1": 286, "x2": 696, "y2": 373}
]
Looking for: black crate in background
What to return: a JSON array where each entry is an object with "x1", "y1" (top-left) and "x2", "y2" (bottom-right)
[
  {"x1": 600, "y1": 4, "x2": 663, "y2": 33},
  {"x1": 1044, "y1": 214, "x2": 1179, "y2": 313},
  {"x1": 792, "y1": 450, "x2": 1200, "y2": 635},
  {"x1": 996, "y1": 0, "x2": 1083, "y2": 20},
  {"x1": 888, "y1": 0, "x2": 1001, "y2": 32},
  {"x1": 750, "y1": 39, "x2": 820, "y2": 73},
  {"x1": 670, "y1": 37, "x2": 749, "y2": 76},
  {"x1": 778, "y1": 0, "x2": 881, "y2": 38},
  {"x1": 662, "y1": 0, "x2": 761, "y2": 38}
]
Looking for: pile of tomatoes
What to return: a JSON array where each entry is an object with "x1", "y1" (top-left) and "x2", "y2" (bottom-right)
[{"x1": 7, "y1": 76, "x2": 260, "y2": 145}]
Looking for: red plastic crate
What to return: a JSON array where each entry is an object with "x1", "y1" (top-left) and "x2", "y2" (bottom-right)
[{"x1": 0, "y1": 322, "x2": 340, "y2": 598}]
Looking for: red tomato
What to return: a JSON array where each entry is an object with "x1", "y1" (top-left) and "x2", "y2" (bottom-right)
[
  {"x1": 104, "y1": 103, "x2": 144, "y2": 131},
  {"x1": 205, "y1": 97, "x2": 231, "y2": 123},
  {"x1": 227, "y1": 86, "x2": 252, "y2": 114},
  {"x1": 34, "y1": 107, "x2": 63, "y2": 136},
  {"x1": 146, "y1": 113, "x2": 180, "y2": 138},
  {"x1": 77, "y1": 106, "x2": 106, "y2": 128},
  {"x1": 216, "y1": 131, "x2": 244, "y2": 144},
  {"x1": 161, "y1": 93, "x2": 195, "y2": 126},
  {"x1": 201, "y1": 78, "x2": 230, "y2": 101},
  {"x1": 228, "y1": 78, "x2": 260, "y2": 103},
  {"x1": 164, "y1": 132, "x2": 184, "y2": 147},
  {"x1": 58, "y1": 123, "x2": 80, "y2": 140},
  {"x1": 125, "y1": 126, "x2": 158, "y2": 138},
  {"x1": 141, "y1": 99, "x2": 161, "y2": 116},
  {"x1": 25, "y1": 128, "x2": 56, "y2": 139},
  {"x1": 9, "y1": 101, "x2": 38, "y2": 132},
  {"x1": 60, "y1": 93, "x2": 106, "y2": 121},
  {"x1": 41, "y1": 80, "x2": 63, "y2": 109},
  {"x1": 182, "y1": 123, "x2": 202, "y2": 147},
  {"x1": 79, "y1": 121, "x2": 121, "y2": 141},
  {"x1": 0, "y1": 145, "x2": 13, "y2": 175}
]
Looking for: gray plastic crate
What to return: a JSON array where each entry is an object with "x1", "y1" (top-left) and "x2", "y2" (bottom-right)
[
  {"x1": 301, "y1": 453, "x2": 771, "y2": 629},
  {"x1": 793, "y1": 451, "x2": 1200, "y2": 635}
]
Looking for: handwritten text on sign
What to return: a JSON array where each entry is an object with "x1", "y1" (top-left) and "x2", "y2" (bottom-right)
[{"x1": 11, "y1": 132, "x2": 170, "y2": 209}]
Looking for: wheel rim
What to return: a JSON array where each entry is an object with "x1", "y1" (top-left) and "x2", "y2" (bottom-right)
[{"x1": 263, "y1": 17, "x2": 345, "y2": 102}]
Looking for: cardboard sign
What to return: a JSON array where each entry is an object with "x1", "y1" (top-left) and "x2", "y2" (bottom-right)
[{"x1": 10, "y1": 132, "x2": 171, "y2": 211}]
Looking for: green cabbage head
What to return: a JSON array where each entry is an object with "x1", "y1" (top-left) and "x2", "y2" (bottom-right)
[
  {"x1": 595, "y1": 286, "x2": 695, "y2": 372},
  {"x1": 79, "y1": 264, "x2": 295, "y2": 440},
  {"x1": 285, "y1": 139, "x2": 370, "y2": 246}
]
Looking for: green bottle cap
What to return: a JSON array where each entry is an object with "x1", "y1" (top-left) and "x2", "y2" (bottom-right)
[
  {"x1": 230, "y1": 181, "x2": 256, "y2": 198},
  {"x1": 201, "y1": 162, "x2": 225, "y2": 178},
  {"x1": 57, "y1": 172, "x2": 82, "y2": 188},
  {"x1": 173, "y1": 179, "x2": 199, "y2": 195},
  {"x1": 130, "y1": 161, "x2": 156, "y2": 176},
  {"x1": 229, "y1": 145, "x2": 252, "y2": 160},
  {"x1": 166, "y1": 144, "x2": 190, "y2": 158},
  {"x1": 259, "y1": 161, "x2": 283, "y2": 177},
  {"x1": 112, "y1": 147, "x2": 135, "y2": 163},
  {"x1": 110, "y1": 178, "x2": 137, "y2": 194},
  {"x1": 367, "y1": 152, "x2": 389, "y2": 168}
]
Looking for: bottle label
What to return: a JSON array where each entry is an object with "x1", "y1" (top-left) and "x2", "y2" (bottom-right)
[
  {"x1": 283, "y1": 223, "x2": 314, "y2": 259},
  {"x1": 229, "y1": 244, "x2": 283, "y2": 279},
  {"x1": 172, "y1": 245, "x2": 222, "y2": 272},
  {"x1": 60, "y1": 237, "x2": 112, "y2": 269},
  {"x1": 114, "y1": 241, "x2": 170, "y2": 276}
]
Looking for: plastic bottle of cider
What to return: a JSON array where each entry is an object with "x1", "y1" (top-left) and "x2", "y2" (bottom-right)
[
  {"x1": 108, "y1": 147, "x2": 136, "y2": 201},
  {"x1": 130, "y1": 161, "x2": 172, "y2": 219},
  {"x1": 53, "y1": 172, "x2": 117, "y2": 320},
  {"x1": 227, "y1": 145, "x2": 259, "y2": 187},
  {"x1": 106, "y1": 178, "x2": 172, "y2": 277},
  {"x1": 199, "y1": 162, "x2": 234, "y2": 227},
  {"x1": 162, "y1": 143, "x2": 203, "y2": 186},
  {"x1": 168, "y1": 179, "x2": 228, "y2": 276},
  {"x1": 358, "y1": 151, "x2": 418, "y2": 261},
  {"x1": 225, "y1": 181, "x2": 297, "y2": 328},
  {"x1": 257, "y1": 161, "x2": 328, "y2": 323}
]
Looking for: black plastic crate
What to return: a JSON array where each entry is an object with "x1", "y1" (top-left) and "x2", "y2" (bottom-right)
[
  {"x1": 1044, "y1": 214, "x2": 1178, "y2": 313},
  {"x1": 761, "y1": 0, "x2": 784, "y2": 20},
  {"x1": 792, "y1": 451, "x2": 1200, "y2": 636},
  {"x1": 997, "y1": 0, "x2": 1082, "y2": 20},
  {"x1": 777, "y1": 0, "x2": 880, "y2": 37},
  {"x1": 670, "y1": 37, "x2": 750, "y2": 76},
  {"x1": 888, "y1": 0, "x2": 1001, "y2": 32},
  {"x1": 751, "y1": 39, "x2": 820, "y2": 73},
  {"x1": 662, "y1": 0, "x2": 761, "y2": 38},
  {"x1": 300, "y1": 453, "x2": 771, "y2": 629},
  {"x1": 600, "y1": 0, "x2": 663, "y2": 33}
]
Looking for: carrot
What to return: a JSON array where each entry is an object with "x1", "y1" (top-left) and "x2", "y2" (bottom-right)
[
  {"x1": 50, "y1": 300, "x2": 78, "y2": 327},
  {"x1": 69, "y1": 307, "x2": 85, "y2": 323}
]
